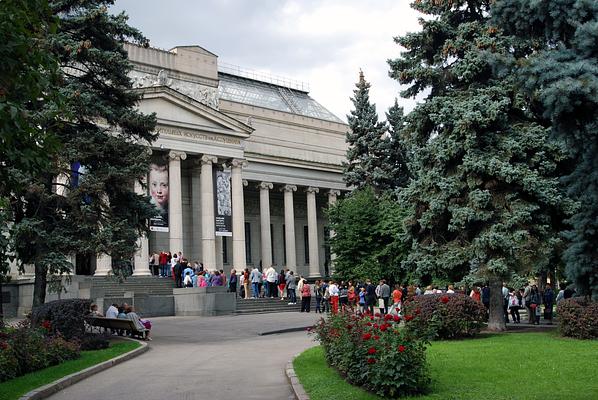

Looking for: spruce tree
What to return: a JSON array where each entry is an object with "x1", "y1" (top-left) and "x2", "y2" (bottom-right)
[
  {"x1": 492, "y1": 0, "x2": 598, "y2": 299},
  {"x1": 390, "y1": 0, "x2": 572, "y2": 330},
  {"x1": 8, "y1": 1, "x2": 157, "y2": 307},
  {"x1": 383, "y1": 99, "x2": 410, "y2": 189},
  {"x1": 343, "y1": 71, "x2": 388, "y2": 190}
]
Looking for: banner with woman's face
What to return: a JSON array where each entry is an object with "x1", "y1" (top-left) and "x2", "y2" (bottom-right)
[{"x1": 148, "y1": 158, "x2": 169, "y2": 232}]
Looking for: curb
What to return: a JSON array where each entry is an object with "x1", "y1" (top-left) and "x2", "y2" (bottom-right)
[
  {"x1": 286, "y1": 353, "x2": 310, "y2": 400},
  {"x1": 259, "y1": 326, "x2": 312, "y2": 336},
  {"x1": 19, "y1": 338, "x2": 149, "y2": 400}
]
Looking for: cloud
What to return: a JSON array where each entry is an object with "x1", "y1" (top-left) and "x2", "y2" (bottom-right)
[{"x1": 112, "y1": 0, "x2": 422, "y2": 121}]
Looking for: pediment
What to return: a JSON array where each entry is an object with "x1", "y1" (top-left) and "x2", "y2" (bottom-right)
[{"x1": 135, "y1": 86, "x2": 253, "y2": 138}]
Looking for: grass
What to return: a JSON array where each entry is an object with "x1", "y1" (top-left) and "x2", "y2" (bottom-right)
[
  {"x1": 0, "y1": 340, "x2": 140, "y2": 400},
  {"x1": 294, "y1": 332, "x2": 598, "y2": 400}
]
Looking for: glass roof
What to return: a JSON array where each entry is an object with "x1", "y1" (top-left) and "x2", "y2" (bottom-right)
[{"x1": 218, "y1": 73, "x2": 343, "y2": 123}]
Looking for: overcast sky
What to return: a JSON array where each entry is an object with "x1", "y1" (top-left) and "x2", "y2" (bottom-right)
[{"x1": 112, "y1": 0, "x2": 422, "y2": 123}]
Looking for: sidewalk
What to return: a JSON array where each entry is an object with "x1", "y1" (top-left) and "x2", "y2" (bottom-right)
[{"x1": 46, "y1": 312, "x2": 321, "y2": 400}]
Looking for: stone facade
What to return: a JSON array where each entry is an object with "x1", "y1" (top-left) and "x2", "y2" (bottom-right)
[{"x1": 6, "y1": 43, "x2": 348, "y2": 309}]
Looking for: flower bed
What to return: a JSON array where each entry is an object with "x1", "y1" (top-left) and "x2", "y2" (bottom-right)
[
  {"x1": 402, "y1": 294, "x2": 487, "y2": 340},
  {"x1": 312, "y1": 312, "x2": 430, "y2": 397},
  {"x1": 0, "y1": 321, "x2": 80, "y2": 382}
]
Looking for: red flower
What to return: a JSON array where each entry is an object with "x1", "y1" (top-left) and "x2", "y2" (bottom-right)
[
  {"x1": 380, "y1": 324, "x2": 388, "y2": 332},
  {"x1": 374, "y1": 313, "x2": 381, "y2": 318},
  {"x1": 373, "y1": 323, "x2": 379, "y2": 329},
  {"x1": 367, "y1": 347, "x2": 377, "y2": 354},
  {"x1": 393, "y1": 315, "x2": 401, "y2": 322},
  {"x1": 415, "y1": 308, "x2": 421, "y2": 315},
  {"x1": 440, "y1": 295, "x2": 450, "y2": 304},
  {"x1": 346, "y1": 324, "x2": 353, "y2": 330},
  {"x1": 362, "y1": 333, "x2": 372, "y2": 340},
  {"x1": 367, "y1": 357, "x2": 376, "y2": 364},
  {"x1": 398, "y1": 345, "x2": 406, "y2": 353},
  {"x1": 384, "y1": 314, "x2": 393, "y2": 321},
  {"x1": 373, "y1": 335, "x2": 380, "y2": 340},
  {"x1": 41, "y1": 320, "x2": 52, "y2": 330},
  {"x1": 366, "y1": 322, "x2": 372, "y2": 327},
  {"x1": 404, "y1": 315, "x2": 414, "y2": 322}
]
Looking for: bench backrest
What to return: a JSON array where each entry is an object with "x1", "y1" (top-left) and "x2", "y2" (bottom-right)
[{"x1": 87, "y1": 317, "x2": 138, "y2": 331}]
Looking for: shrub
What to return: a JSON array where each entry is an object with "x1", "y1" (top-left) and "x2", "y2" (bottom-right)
[
  {"x1": 312, "y1": 312, "x2": 430, "y2": 397},
  {"x1": 31, "y1": 298, "x2": 92, "y2": 340},
  {"x1": 557, "y1": 298, "x2": 598, "y2": 339},
  {"x1": 79, "y1": 333, "x2": 110, "y2": 351},
  {"x1": 0, "y1": 322, "x2": 81, "y2": 382},
  {"x1": 402, "y1": 294, "x2": 487, "y2": 340}
]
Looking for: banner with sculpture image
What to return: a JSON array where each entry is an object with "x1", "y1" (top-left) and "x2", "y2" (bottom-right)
[
  {"x1": 214, "y1": 167, "x2": 232, "y2": 236},
  {"x1": 148, "y1": 156, "x2": 169, "y2": 232}
]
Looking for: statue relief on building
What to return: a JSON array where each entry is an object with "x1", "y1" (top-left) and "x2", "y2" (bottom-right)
[{"x1": 130, "y1": 70, "x2": 220, "y2": 109}]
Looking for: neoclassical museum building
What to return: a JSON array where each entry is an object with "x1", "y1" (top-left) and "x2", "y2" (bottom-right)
[{"x1": 101, "y1": 43, "x2": 348, "y2": 279}]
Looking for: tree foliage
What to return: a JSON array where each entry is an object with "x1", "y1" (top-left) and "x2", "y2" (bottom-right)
[
  {"x1": 343, "y1": 71, "x2": 389, "y2": 191},
  {"x1": 492, "y1": 0, "x2": 598, "y2": 299},
  {"x1": 328, "y1": 187, "x2": 409, "y2": 283},
  {"x1": 6, "y1": 0, "x2": 157, "y2": 307},
  {"x1": 390, "y1": 0, "x2": 572, "y2": 330}
]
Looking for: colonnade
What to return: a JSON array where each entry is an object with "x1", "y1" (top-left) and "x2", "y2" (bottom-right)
[{"x1": 95, "y1": 151, "x2": 341, "y2": 278}]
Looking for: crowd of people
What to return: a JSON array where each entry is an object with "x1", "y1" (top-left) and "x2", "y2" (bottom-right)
[
  {"x1": 148, "y1": 251, "x2": 572, "y2": 324},
  {"x1": 89, "y1": 302, "x2": 152, "y2": 340}
]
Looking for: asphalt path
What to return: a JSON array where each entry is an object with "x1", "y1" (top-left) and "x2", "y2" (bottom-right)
[{"x1": 46, "y1": 312, "x2": 321, "y2": 400}]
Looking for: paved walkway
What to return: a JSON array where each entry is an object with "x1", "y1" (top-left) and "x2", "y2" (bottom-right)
[{"x1": 46, "y1": 312, "x2": 321, "y2": 400}]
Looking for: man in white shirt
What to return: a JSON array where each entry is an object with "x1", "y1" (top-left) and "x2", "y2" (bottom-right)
[
  {"x1": 328, "y1": 281, "x2": 340, "y2": 314},
  {"x1": 265, "y1": 266, "x2": 278, "y2": 298},
  {"x1": 105, "y1": 303, "x2": 118, "y2": 319}
]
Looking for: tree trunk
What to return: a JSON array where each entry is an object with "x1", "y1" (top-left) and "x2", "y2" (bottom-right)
[
  {"x1": 487, "y1": 276, "x2": 506, "y2": 331},
  {"x1": 32, "y1": 263, "x2": 47, "y2": 309}
]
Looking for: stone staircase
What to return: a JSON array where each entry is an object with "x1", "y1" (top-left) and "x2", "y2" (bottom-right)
[{"x1": 235, "y1": 297, "x2": 314, "y2": 315}]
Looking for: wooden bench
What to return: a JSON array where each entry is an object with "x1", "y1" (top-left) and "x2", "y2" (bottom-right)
[{"x1": 85, "y1": 316, "x2": 148, "y2": 339}]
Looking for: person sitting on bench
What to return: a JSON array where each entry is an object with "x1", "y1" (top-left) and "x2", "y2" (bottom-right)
[{"x1": 125, "y1": 305, "x2": 152, "y2": 341}]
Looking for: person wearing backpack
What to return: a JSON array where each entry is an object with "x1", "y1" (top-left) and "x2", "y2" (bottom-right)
[{"x1": 300, "y1": 281, "x2": 312, "y2": 312}]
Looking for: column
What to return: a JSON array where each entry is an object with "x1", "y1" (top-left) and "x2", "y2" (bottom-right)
[
  {"x1": 94, "y1": 194, "x2": 112, "y2": 276},
  {"x1": 282, "y1": 184, "x2": 297, "y2": 271},
  {"x1": 168, "y1": 150, "x2": 187, "y2": 255},
  {"x1": 94, "y1": 254, "x2": 112, "y2": 276},
  {"x1": 327, "y1": 190, "x2": 341, "y2": 275},
  {"x1": 306, "y1": 186, "x2": 320, "y2": 277},
  {"x1": 201, "y1": 155, "x2": 218, "y2": 270},
  {"x1": 231, "y1": 159, "x2": 248, "y2": 270},
  {"x1": 259, "y1": 181, "x2": 273, "y2": 269},
  {"x1": 133, "y1": 179, "x2": 152, "y2": 276}
]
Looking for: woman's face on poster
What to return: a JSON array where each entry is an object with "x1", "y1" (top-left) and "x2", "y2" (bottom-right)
[{"x1": 149, "y1": 165, "x2": 169, "y2": 209}]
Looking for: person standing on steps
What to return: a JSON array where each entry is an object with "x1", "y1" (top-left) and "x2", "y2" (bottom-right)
[
  {"x1": 286, "y1": 270, "x2": 297, "y2": 304},
  {"x1": 300, "y1": 280, "x2": 312, "y2": 312},
  {"x1": 266, "y1": 265, "x2": 278, "y2": 299},
  {"x1": 250, "y1": 266, "x2": 261, "y2": 299}
]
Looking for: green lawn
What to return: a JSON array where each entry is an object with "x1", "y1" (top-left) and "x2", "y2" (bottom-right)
[
  {"x1": 294, "y1": 332, "x2": 598, "y2": 400},
  {"x1": 0, "y1": 340, "x2": 141, "y2": 400}
]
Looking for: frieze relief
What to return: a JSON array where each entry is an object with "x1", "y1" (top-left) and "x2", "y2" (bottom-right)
[
  {"x1": 156, "y1": 126, "x2": 241, "y2": 146},
  {"x1": 130, "y1": 70, "x2": 219, "y2": 109}
]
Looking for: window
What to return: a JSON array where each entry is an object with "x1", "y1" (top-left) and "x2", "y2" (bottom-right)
[
  {"x1": 245, "y1": 222, "x2": 252, "y2": 264},
  {"x1": 283, "y1": 224, "x2": 286, "y2": 265},
  {"x1": 304, "y1": 225, "x2": 309, "y2": 264},
  {"x1": 270, "y1": 223, "x2": 275, "y2": 265},
  {"x1": 324, "y1": 226, "x2": 331, "y2": 265}
]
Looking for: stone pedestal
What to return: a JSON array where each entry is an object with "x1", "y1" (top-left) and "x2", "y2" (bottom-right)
[{"x1": 173, "y1": 286, "x2": 236, "y2": 316}]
